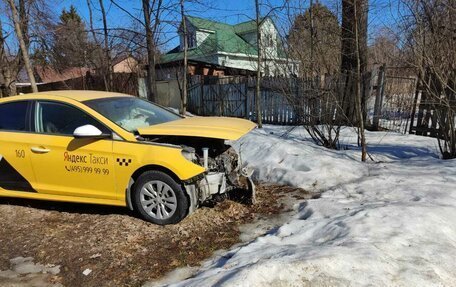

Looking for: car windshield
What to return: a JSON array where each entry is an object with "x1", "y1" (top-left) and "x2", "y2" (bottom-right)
[{"x1": 84, "y1": 97, "x2": 181, "y2": 133}]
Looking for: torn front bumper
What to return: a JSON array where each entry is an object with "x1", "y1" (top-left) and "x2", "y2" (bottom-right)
[{"x1": 184, "y1": 167, "x2": 256, "y2": 215}]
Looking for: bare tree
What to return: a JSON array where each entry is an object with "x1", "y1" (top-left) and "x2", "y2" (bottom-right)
[
  {"x1": 1, "y1": 0, "x2": 53, "y2": 96},
  {"x1": 341, "y1": 0, "x2": 368, "y2": 124},
  {"x1": 5, "y1": 0, "x2": 37, "y2": 93},
  {"x1": 288, "y1": 2, "x2": 341, "y2": 76},
  {"x1": 0, "y1": 18, "x2": 18, "y2": 97},
  {"x1": 52, "y1": 5, "x2": 89, "y2": 70},
  {"x1": 368, "y1": 28, "x2": 401, "y2": 67},
  {"x1": 141, "y1": 0, "x2": 162, "y2": 102},
  {"x1": 353, "y1": 0, "x2": 367, "y2": 161},
  {"x1": 340, "y1": 0, "x2": 368, "y2": 161},
  {"x1": 284, "y1": 1, "x2": 343, "y2": 149},
  {"x1": 400, "y1": 0, "x2": 455, "y2": 159}
]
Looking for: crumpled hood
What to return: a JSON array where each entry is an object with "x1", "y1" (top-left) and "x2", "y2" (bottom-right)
[{"x1": 137, "y1": 116, "x2": 257, "y2": 140}]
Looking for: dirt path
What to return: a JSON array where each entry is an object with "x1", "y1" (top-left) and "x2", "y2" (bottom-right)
[{"x1": 0, "y1": 185, "x2": 314, "y2": 287}]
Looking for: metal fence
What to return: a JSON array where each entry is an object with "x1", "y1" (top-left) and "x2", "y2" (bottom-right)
[{"x1": 368, "y1": 66, "x2": 418, "y2": 133}]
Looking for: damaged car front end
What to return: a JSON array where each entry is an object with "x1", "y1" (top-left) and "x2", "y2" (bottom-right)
[
  {"x1": 135, "y1": 116, "x2": 257, "y2": 216},
  {"x1": 142, "y1": 135, "x2": 256, "y2": 214}
]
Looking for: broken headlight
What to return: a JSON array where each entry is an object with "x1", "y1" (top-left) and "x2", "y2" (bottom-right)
[{"x1": 181, "y1": 147, "x2": 198, "y2": 163}]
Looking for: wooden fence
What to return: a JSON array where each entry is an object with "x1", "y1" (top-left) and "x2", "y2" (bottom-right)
[
  {"x1": 187, "y1": 71, "x2": 426, "y2": 130},
  {"x1": 187, "y1": 75, "x2": 321, "y2": 125},
  {"x1": 409, "y1": 69, "x2": 456, "y2": 139}
]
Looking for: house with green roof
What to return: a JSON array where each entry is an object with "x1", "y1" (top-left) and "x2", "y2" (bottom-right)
[{"x1": 157, "y1": 16, "x2": 299, "y2": 79}]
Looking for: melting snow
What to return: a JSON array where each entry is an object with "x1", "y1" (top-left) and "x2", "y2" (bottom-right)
[{"x1": 155, "y1": 126, "x2": 456, "y2": 287}]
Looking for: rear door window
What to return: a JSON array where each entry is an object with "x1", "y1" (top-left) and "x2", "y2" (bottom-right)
[{"x1": 0, "y1": 101, "x2": 29, "y2": 132}]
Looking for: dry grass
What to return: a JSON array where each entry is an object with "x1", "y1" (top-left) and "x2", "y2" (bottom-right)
[{"x1": 0, "y1": 185, "x2": 312, "y2": 286}]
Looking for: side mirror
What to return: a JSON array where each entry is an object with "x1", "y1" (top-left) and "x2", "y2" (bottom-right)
[{"x1": 73, "y1": 125, "x2": 110, "y2": 139}]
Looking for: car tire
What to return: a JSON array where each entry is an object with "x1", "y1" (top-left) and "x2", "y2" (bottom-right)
[{"x1": 132, "y1": 170, "x2": 189, "y2": 225}]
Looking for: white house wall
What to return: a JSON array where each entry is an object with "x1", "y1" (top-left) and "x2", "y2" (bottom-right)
[
  {"x1": 196, "y1": 30, "x2": 211, "y2": 45},
  {"x1": 260, "y1": 18, "x2": 279, "y2": 58},
  {"x1": 217, "y1": 54, "x2": 257, "y2": 71},
  {"x1": 214, "y1": 53, "x2": 298, "y2": 76},
  {"x1": 237, "y1": 18, "x2": 279, "y2": 59}
]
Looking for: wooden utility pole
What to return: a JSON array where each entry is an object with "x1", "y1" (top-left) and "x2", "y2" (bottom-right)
[
  {"x1": 142, "y1": 0, "x2": 158, "y2": 102},
  {"x1": 7, "y1": 0, "x2": 37, "y2": 93},
  {"x1": 341, "y1": 0, "x2": 368, "y2": 122},
  {"x1": 99, "y1": 0, "x2": 113, "y2": 91},
  {"x1": 180, "y1": 0, "x2": 188, "y2": 115},
  {"x1": 255, "y1": 0, "x2": 263, "y2": 128}
]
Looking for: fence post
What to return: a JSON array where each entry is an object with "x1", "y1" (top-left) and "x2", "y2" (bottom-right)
[
  {"x1": 199, "y1": 76, "x2": 204, "y2": 115},
  {"x1": 372, "y1": 64, "x2": 386, "y2": 130},
  {"x1": 244, "y1": 79, "x2": 248, "y2": 119},
  {"x1": 408, "y1": 73, "x2": 421, "y2": 134}
]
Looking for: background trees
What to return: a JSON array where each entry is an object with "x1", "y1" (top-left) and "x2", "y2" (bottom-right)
[
  {"x1": 288, "y1": 2, "x2": 340, "y2": 76},
  {"x1": 52, "y1": 6, "x2": 90, "y2": 70},
  {"x1": 400, "y1": 0, "x2": 455, "y2": 158},
  {"x1": 0, "y1": 0, "x2": 53, "y2": 96}
]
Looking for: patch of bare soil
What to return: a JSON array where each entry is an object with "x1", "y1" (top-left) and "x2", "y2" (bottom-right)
[{"x1": 0, "y1": 185, "x2": 314, "y2": 287}]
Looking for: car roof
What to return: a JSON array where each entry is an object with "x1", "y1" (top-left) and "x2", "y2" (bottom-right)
[{"x1": 0, "y1": 90, "x2": 133, "y2": 102}]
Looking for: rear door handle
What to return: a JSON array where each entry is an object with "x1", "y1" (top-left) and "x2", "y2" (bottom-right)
[{"x1": 31, "y1": 147, "x2": 51, "y2": 154}]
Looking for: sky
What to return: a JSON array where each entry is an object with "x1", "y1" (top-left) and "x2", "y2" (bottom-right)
[
  {"x1": 72, "y1": 0, "x2": 400, "y2": 49},
  {"x1": 1, "y1": 0, "x2": 402, "y2": 53}
]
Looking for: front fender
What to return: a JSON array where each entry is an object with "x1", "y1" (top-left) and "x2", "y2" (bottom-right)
[
  {"x1": 136, "y1": 145, "x2": 205, "y2": 180},
  {"x1": 113, "y1": 141, "x2": 205, "y2": 205}
]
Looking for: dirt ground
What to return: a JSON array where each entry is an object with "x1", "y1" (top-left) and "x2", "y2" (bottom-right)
[{"x1": 0, "y1": 185, "x2": 314, "y2": 287}]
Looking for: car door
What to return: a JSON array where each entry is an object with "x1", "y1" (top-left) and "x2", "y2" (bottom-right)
[
  {"x1": 27, "y1": 100, "x2": 117, "y2": 200},
  {"x1": 0, "y1": 101, "x2": 36, "y2": 193}
]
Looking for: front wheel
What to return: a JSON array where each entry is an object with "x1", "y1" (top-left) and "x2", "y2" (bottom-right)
[{"x1": 132, "y1": 170, "x2": 189, "y2": 225}]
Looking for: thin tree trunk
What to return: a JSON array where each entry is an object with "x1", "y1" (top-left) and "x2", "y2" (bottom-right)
[
  {"x1": 309, "y1": 0, "x2": 314, "y2": 76},
  {"x1": 0, "y1": 19, "x2": 8, "y2": 97},
  {"x1": 353, "y1": 1, "x2": 367, "y2": 161},
  {"x1": 7, "y1": 0, "x2": 37, "y2": 93},
  {"x1": 142, "y1": 0, "x2": 157, "y2": 102},
  {"x1": 99, "y1": 0, "x2": 113, "y2": 91},
  {"x1": 255, "y1": 0, "x2": 263, "y2": 128},
  {"x1": 86, "y1": 0, "x2": 99, "y2": 90},
  {"x1": 180, "y1": 0, "x2": 188, "y2": 115},
  {"x1": 87, "y1": 0, "x2": 97, "y2": 44}
]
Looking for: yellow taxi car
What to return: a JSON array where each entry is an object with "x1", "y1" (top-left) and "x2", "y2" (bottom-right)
[{"x1": 0, "y1": 91, "x2": 256, "y2": 225}]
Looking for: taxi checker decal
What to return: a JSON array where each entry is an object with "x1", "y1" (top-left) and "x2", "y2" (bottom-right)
[
  {"x1": 0, "y1": 154, "x2": 36, "y2": 192},
  {"x1": 117, "y1": 158, "x2": 132, "y2": 167}
]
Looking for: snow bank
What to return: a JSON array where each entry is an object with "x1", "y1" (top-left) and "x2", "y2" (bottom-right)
[
  {"x1": 233, "y1": 126, "x2": 438, "y2": 191},
  {"x1": 233, "y1": 126, "x2": 368, "y2": 192},
  {"x1": 159, "y1": 126, "x2": 456, "y2": 287}
]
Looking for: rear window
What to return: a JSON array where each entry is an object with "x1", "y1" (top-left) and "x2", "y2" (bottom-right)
[{"x1": 0, "y1": 101, "x2": 29, "y2": 132}]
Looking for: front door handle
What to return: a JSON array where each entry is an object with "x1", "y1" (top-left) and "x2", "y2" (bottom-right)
[{"x1": 31, "y1": 147, "x2": 51, "y2": 154}]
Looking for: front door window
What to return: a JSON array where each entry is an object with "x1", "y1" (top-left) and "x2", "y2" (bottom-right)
[{"x1": 35, "y1": 101, "x2": 110, "y2": 135}]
